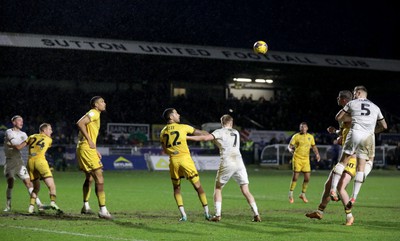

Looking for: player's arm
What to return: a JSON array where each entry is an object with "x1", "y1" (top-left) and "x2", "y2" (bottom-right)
[
  {"x1": 312, "y1": 145, "x2": 321, "y2": 162},
  {"x1": 375, "y1": 118, "x2": 388, "y2": 133},
  {"x1": 9, "y1": 140, "x2": 27, "y2": 150},
  {"x1": 287, "y1": 143, "x2": 295, "y2": 154},
  {"x1": 76, "y1": 114, "x2": 95, "y2": 149},
  {"x1": 187, "y1": 133, "x2": 214, "y2": 142},
  {"x1": 335, "y1": 109, "x2": 351, "y2": 122}
]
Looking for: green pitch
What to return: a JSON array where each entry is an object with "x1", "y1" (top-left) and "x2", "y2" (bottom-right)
[{"x1": 0, "y1": 167, "x2": 399, "y2": 241}]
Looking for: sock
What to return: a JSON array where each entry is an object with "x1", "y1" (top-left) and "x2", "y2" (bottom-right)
[
  {"x1": 352, "y1": 172, "x2": 365, "y2": 200},
  {"x1": 30, "y1": 197, "x2": 36, "y2": 206},
  {"x1": 84, "y1": 201, "x2": 90, "y2": 209},
  {"x1": 215, "y1": 201, "x2": 222, "y2": 216},
  {"x1": 288, "y1": 190, "x2": 294, "y2": 197},
  {"x1": 203, "y1": 204, "x2": 209, "y2": 215},
  {"x1": 198, "y1": 192, "x2": 208, "y2": 206},
  {"x1": 289, "y1": 182, "x2": 297, "y2": 193},
  {"x1": 302, "y1": 183, "x2": 309, "y2": 193},
  {"x1": 317, "y1": 204, "x2": 326, "y2": 213},
  {"x1": 178, "y1": 206, "x2": 186, "y2": 217},
  {"x1": 50, "y1": 194, "x2": 57, "y2": 202},
  {"x1": 250, "y1": 202, "x2": 259, "y2": 216},
  {"x1": 331, "y1": 163, "x2": 345, "y2": 191},
  {"x1": 174, "y1": 193, "x2": 184, "y2": 206},
  {"x1": 97, "y1": 191, "x2": 106, "y2": 206},
  {"x1": 100, "y1": 206, "x2": 108, "y2": 213}
]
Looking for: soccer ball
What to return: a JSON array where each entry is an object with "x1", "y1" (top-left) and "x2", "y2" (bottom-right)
[{"x1": 253, "y1": 41, "x2": 268, "y2": 54}]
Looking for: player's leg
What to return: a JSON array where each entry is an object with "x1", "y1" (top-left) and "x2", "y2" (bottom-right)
[
  {"x1": 192, "y1": 180, "x2": 211, "y2": 220},
  {"x1": 211, "y1": 181, "x2": 223, "y2": 221},
  {"x1": 306, "y1": 172, "x2": 333, "y2": 219},
  {"x1": 336, "y1": 172, "x2": 354, "y2": 225},
  {"x1": 351, "y1": 158, "x2": 367, "y2": 204},
  {"x1": 81, "y1": 172, "x2": 94, "y2": 214},
  {"x1": 28, "y1": 179, "x2": 40, "y2": 213},
  {"x1": 330, "y1": 153, "x2": 351, "y2": 200},
  {"x1": 240, "y1": 184, "x2": 261, "y2": 222},
  {"x1": 4, "y1": 176, "x2": 14, "y2": 211},
  {"x1": 299, "y1": 171, "x2": 310, "y2": 203},
  {"x1": 288, "y1": 171, "x2": 299, "y2": 203},
  {"x1": 91, "y1": 168, "x2": 112, "y2": 219},
  {"x1": 20, "y1": 165, "x2": 43, "y2": 208}
]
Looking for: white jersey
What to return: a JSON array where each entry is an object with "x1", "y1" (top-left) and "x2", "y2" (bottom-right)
[
  {"x1": 343, "y1": 98, "x2": 384, "y2": 134},
  {"x1": 3, "y1": 128, "x2": 27, "y2": 170},
  {"x1": 212, "y1": 127, "x2": 248, "y2": 185},
  {"x1": 212, "y1": 127, "x2": 242, "y2": 163}
]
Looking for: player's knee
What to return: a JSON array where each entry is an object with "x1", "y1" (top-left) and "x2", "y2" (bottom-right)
[
  {"x1": 355, "y1": 172, "x2": 365, "y2": 183},
  {"x1": 333, "y1": 163, "x2": 345, "y2": 175},
  {"x1": 365, "y1": 161, "x2": 373, "y2": 177}
]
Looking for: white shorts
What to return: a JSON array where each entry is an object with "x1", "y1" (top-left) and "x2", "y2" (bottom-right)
[
  {"x1": 4, "y1": 165, "x2": 30, "y2": 180},
  {"x1": 216, "y1": 162, "x2": 249, "y2": 187},
  {"x1": 342, "y1": 130, "x2": 375, "y2": 160}
]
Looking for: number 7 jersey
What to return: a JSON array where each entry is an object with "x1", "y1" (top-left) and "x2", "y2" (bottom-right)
[{"x1": 26, "y1": 133, "x2": 52, "y2": 161}]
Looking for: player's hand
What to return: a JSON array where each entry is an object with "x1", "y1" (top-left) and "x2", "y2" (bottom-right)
[
  {"x1": 327, "y1": 126, "x2": 336, "y2": 134},
  {"x1": 97, "y1": 150, "x2": 102, "y2": 159},
  {"x1": 336, "y1": 136, "x2": 343, "y2": 145},
  {"x1": 316, "y1": 153, "x2": 321, "y2": 162},
  {"x1": 88, "y1": 140, "x2": 96, "y2": 149}
]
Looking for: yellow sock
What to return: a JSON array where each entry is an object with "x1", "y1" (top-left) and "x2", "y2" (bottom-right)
[
  {"x1": 198, "y1": 192, "x2": 208, "y2": 206},
  {"x1": 50, "y1": 194, "x2": 56, "y2": 202},
  {"x1": 84, "y1": 186, "x2": 91, "y2": 202},
  {"x1": 175, "y1": 193, "x2": 184, "y2": 206},
  {"x1": 30, "y1": 197, "x2": 36, "y2": 206},
  {"x1": 302, "y1": 183, "x2": 309, "y2": 193},
  {"x1": 97, "y1": 191, "x2": 106, "y2": 206},
  {"x1": 290, "y1": 181, "x2": 297, "y2": 191}
]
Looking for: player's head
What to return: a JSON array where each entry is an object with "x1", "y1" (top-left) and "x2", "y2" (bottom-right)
[
  {"x1": 162, "y1": 108, "x2": 179, "y2": 123},
  {"x1": 11, "y1": 115, "x2": 23, "y2": 129},
  {"x1": 220, "y1": 114, "x2": 233, "y2": 128},
  {"x1": 337, "y1": 90, "x2": 353, "y2": 107},
  {"x1": 90, "y1": 96, "x2": 106, "y2": 111},
  {"x1": 39, "y1": 123, "x2": 53, "y2": 137},
  {"x1": 353, "y1": 86, "x2": 368, "y2": 99},
  {"x1": 299, "y1": 122, "x2": 308, "y2": 133}
]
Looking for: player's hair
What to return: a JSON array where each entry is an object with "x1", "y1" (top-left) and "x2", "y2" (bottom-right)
[
  {"x1": 220, "y1": 114, "x2": 233, "y2": 126},
  {"x1": 300, "y1": 122, "x2": 308, "y2": 126},
  {"x1": 354, "y1": 85, "x2": 368, "y2": 93},
  {"x1": 11, "y1": 115, "x2": 22, "y2": 122},
  {"x1": 162, "y1": 108, "x2": 175, "y2": 122},
  {"x1": 39, "y1": 123, "x2": 51, "y2": 132},
  {"x1": 90, "y1": 96, "x2": 103, "y2": 108},
  {"x1": 338, "y1": 90, "x2": 353, "y2": 100}
]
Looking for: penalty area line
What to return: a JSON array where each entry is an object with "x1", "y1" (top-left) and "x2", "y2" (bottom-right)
[{"x1": 0, "y1": 223, "x2": 146, "y2": 241}]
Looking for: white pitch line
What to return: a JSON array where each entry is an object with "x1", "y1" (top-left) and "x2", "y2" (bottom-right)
[{"x1": 0, "y1": 224, "x2": 147, "y2": 241}]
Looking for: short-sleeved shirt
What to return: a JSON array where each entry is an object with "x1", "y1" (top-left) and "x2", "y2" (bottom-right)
[
  {"x1": 26, "y1": 133, "x2": 52, "y2": 162},
  {"x1": 343, "y1": 98, "x2": 384, "y2": 134},
  {"x1": 212, "y1": 127, "x2": 243, "y2": 166},
  {"x1": 289, "y1": 133, "x2": 316, "y2": 162},
  {"x1": 77, "y1": 108, "x2": 101, "y2": 149},
  {"x1": 3, "y1": 128, "x2": 28, "y2": 170},
  {"x1": 160, "y1": 123, "x2": 194, "y2": 159}
]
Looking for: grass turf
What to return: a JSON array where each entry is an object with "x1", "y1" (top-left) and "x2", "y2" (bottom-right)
[{"x1": 0, "y1": 166, "x2": 399, "y2": 241}]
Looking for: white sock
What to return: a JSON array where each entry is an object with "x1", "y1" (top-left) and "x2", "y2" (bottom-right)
[
  {"x1": 331, "y1": 163, "x2": 345, "y2": 191},
  {"x1": 346, "y1": 212, "x2": 353, "y2": 219},
  {"x1": 352, "y1": 172, "x2": 365, "y2": 200},
  {"x1": 365, "y1": 161, "x2": 373, "y2": 177},
  {"x1": 203, "y1": 205, "x2": 209, "y2": 215},
  {"x1": 250, "y1": 202, "x2": 259, "y2": 216},
  {"x1": 100, "y1": 206, "x2": 108, "y2": 213},
  {"x1": 84, "y1": 201, "x2": 90, "y2": 209},
  {"x1": 179, "y1": 206, "x2": 186, "y2": 217},
  {"x1": 215, "y1": 201, "x2": 222, "y2": 216},
  {"x1": 288, "y1": 191, "x2": 293, "y2": 197}
]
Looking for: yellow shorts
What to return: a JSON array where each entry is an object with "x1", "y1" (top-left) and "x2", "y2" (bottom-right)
[
  {"x1": 292, "y1": 158, "x2": 310, "y2": 173},
  {"x1": 76, "y1": 148, "x2": 103, "y2": 172},
  {"x1": 344, "y1": 156, "x2": 357, "y2": 177},
  {"x1": 28, "y1": 159, "x2": 52, "y2": 181},
  {"x1": 169, "y1": 156, "x2": 199, "y2": 185}
]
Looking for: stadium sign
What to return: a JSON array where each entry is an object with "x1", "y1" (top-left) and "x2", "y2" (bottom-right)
[
  {"x1": 107, "y1": 123, "x2": 149, "y2": 141},
  {"x1": 1, "y1": 32, "x2": 400, "y2": 72}
]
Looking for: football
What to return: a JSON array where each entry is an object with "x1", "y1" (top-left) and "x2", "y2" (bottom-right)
[{"x1": 253, "y1": 41, "x2": 268, "y2": 54}]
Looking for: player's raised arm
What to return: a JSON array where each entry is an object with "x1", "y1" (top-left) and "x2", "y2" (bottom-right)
[{"x1": 187, "y1": 133, "x2": 214, "y2": 142}]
